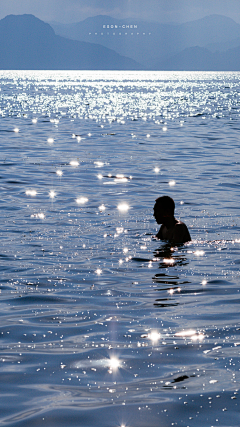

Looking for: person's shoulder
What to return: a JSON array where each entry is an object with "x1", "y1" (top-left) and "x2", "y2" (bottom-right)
[
  {"x1": 175, "y1": 220, "x2": 188, "y2": 229},
  {"x1": 173, "y1": 221, "x2": 191, "y2": 243}
]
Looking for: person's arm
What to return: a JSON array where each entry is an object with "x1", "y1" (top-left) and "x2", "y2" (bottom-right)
[{"x1": 171, "y1": 223, "x2": 191, "y2": 244}]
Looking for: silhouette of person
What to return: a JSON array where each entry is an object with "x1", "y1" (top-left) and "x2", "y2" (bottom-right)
[{"x1": 153, "y1": 196, "x2": 191, "y2": 244}]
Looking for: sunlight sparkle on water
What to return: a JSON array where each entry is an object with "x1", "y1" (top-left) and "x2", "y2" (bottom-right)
[
  {"x1": 191, "y1": 333, "x2": 205, "y2": 341},
  {"x1": 148, "y1": 331, "x2": 161, "y2": 342},
  {"x1": 117, "y1": 203, "x2": 129, "y2": 212},
  {"x1": 56, "y1": 170, "x2": 63, "y2": 176},
  {"x1": 116, "y1": 227, "x2": 124, "y2": 234},
  {"x1": 163, "y1": 258, "x2": 175, "y2": 265},
  {"x1": 94, "y1": 161, "x2": 104, "y2": 167},
  {"x1": 70, "y1": 160, "x2": 79, "y2": 167},
  {"x1": 202, "y1": 279, "x2": 207, "y2": 285},
  {"x1": 109, "y1": 357, "x2": 120, "y2": 370},
  {"x1": 107, "y1": 356, "x2": 121, "y2": 373},
  {"x1": 76, "y1": 197, "x2": 88, "y2": 204},
  {"x1": 97, "y1": 174, "x2": 103, "y2": 179},
  {"x1": 31, "y1": 213, "x2": 45, "y2": 219},
  {"x1": 32, "y1": 118, "x2": 37, "y2": 124},
  {"x1": 114, "y1": 174, "x2": 128, "y2": 183},
  {"x1": 195, "y1": 250, "x2": 205, "y2": 256},
  {"x1": 175, "y1": 329, "x2": 196, "y2": 337},
  {"x1": 25, "y1": 190, "x2": 37, "y2": 197},
  {"x1": 47, "y1": 138, "x2": 54, "y2": 144},
  {"x1": 98, "y1": 204, "x2": 106, "y2": 211},
  {"x1": 169, "y1": 180, "x2": 176, "y2": 187},
  {"x1": 154, "y1": 167, "x2": 160, "y2": 173},
  {"x1": 49, "y1": 190, "x2": 56, "y2": 199},
  {"x1": 14, "y1": 128, "x2": 19, "y2": 133},
  {"x1": 95, "y1": 268, "x2": 102, "y2": 275}
]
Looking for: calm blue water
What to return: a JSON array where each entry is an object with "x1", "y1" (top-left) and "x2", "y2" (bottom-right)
[{"x1": 1, "y1": 70, "x2": 240, "y2": 426}]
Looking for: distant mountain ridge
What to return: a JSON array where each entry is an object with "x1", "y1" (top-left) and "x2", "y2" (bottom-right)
[
  {"x1": 155, "y1": 45, "x2": 240, "y2": 71},
  {"x1": 2, "y1": 14, "x2": 240, "y2": 70},
  {"x1": 0, "y1": 14, "x2": 142, "y2": 70},
  {"x1": 51, "y1": 14, "x2": 240, "y2": 69}
]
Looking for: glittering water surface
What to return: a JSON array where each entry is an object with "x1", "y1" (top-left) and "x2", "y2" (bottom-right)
[{"x1": 1, "y1": 70, "x2": 240, "y2": 426}]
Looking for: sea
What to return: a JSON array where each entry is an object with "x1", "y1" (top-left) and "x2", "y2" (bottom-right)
[{"x1": 0, "y1": 70, "x2": 240, "y2": 427}]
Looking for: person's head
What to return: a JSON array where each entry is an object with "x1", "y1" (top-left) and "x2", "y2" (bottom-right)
[{"x1": 153, "y1": 196, "x2": 175, "y2": 224}]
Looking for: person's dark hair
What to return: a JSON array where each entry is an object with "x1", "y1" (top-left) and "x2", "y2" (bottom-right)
[{"x1": 155, "y1": 196, "x2": 175, "y2": 215}]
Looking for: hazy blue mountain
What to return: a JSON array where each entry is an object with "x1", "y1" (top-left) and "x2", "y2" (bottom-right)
[
  {"x1": 154, "y1": 46, "x2": 216, "y2": 70},
  {"x1": 206, "y1": 37, "x2": 240, "y2": 52},
  {"x1": 0, "y1": 14, "x2": 142, "y2": 70},
  {"x1": 51, "y1": 14, "x2": 240, "y2": 68},
  {"x1": 154, "y1": 45, "x2": 240, "y2": 71}
]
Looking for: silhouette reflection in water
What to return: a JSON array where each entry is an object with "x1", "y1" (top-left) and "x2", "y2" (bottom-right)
[{"x1": 152, "y1": 242, "x2": 190, "y2": 307}]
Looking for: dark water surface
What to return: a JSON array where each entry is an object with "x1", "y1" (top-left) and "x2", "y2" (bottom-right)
[{"x1": 0, "y1": 71, "x2": 240, "y2": 426}]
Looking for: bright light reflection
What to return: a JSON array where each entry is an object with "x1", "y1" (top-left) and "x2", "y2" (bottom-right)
[
  {"x1": 14, "y1": 128, "x2": 19, "y2": 133},
  {"x1": 98, "y1": 204, "x2": 106, "y2": 211},
  {"x1": 162, "y1": 126, "x2": 167, "y2": 131},
  {"x1": 49, "y1": 190, "x2": 56, "y2": 199},
  {"x1": 154, "y1": 167, "x2": 160, "y2": 173},
  {"x1": 114, "y1": 176, "x2": 128, "y2": 183},
  {"x1": 76, "y1": 197, "x2": 88, "y2": 204},
  {"x1": 163, "y1": 258, "x2": 175, "y2": 265},
  {"x1": 47, "y1": 138, "x2": 54, "y2": 144},
  {"x1": 25, "y1": 190, "x2": 37, "y2": 196},
  {"x1": 175, "y1": 329, "x2": 196, "y2": 337},
  {"x1": 148, "y1": 331, "x2": 161, "y2": 342},
  {"x1": 191, "y1": 333, "x2": 205, "y2": 341},
  {"x1": 95, "y1": 268, "x2": 102, "y2": 275},
  {"x1": 116, "y1": 227, "x2": 124, "y2": 234},
  {"x1": 168, "y1": 289, "x2": 174, "y2": 294},
  {"x1": 97, "y1": 174, "x2": 103, "y2": 179},
  {"x1": 31, "y1": 213, "x2": 45, "y2": 219},
  {"x1": 195, "y1": 250, "x2": 205, "y2": 256},
  {"x1": 202, "y1": 279, "x2": 207, "y2": 285},
  {"x1": 123, "y1": 247, "x2": 128, "y2": 254},
  {"x1": 32, "y1": 118, "x2": 37, "y2": 124},
  {"x1": 94, "y1": 161, "x2": 104, "y2": 167},
  {"x1": 56, "y1": 170, "x2": 63, "y2": 176},
  {"x1": 109, "y1": 357, "x2": 120, "y2": 370},
  {"x1": 117, "y1": 203, "x2": 129, "y2": 212},
  {"x1": 70, "y1": 160, "x2": 79, "y2": 167},
  {"x1": 169, "y1": 180, "x2": 176, "y2": 186}
]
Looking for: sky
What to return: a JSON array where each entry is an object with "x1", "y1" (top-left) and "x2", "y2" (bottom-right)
[{"x1": 1, "y1": 0, "x2": 240, "y2": 24}]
